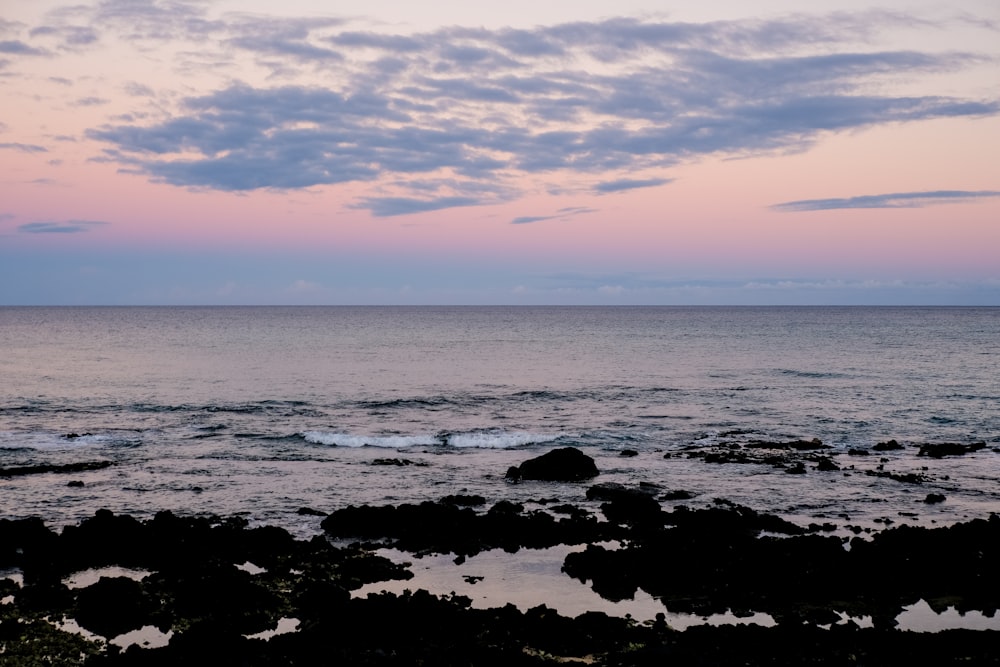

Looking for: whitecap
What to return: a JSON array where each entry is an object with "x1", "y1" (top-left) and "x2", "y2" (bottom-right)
[
  {"x1": 445, "y1": 431, "x2": 561, "y2": 449},
  {"x1": 0, "y1": 431, "x2": 111, "y2": 450},
  {"x1": 301, "y1": 431, "x2": 440, "y2": 448},
  {"x1": 301, "y1": 430, "x2": 560, "y2": 449}
]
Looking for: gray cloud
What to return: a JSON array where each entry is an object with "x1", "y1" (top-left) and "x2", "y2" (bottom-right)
[
  {"x1": 0, "y1": 142, "x2": 48, "y2": 153},
  {"x1": 18, "y1": 219, "x2": 108, "y2": 234},
  {"x1": 772, "y1": 190, "x2": 1000, "y2": 211},
  {"x1": 85, "y1": 0, "x2": 220, "y2": 42},
  {"x1": 357, "y1": 196, "x2": 483, "y2": 217},
  {"x1": 74, "y1": 96, "x2": 109, "y2": 106},
  {"x1": 224, "y1": 16, "x2": 345, "y2": 64},
  {"x1": 594, "y1": 177, "x2": 673, "y2": 194},
  {"x1": 511, "y1": 215, "x2": 558, "y2": 224},
  {"x1": 123, "y1": 81, "x2": 155, "y2": 96},
  {"x1": 79, "y1": 13, "x2": 999, "y2": 216},
  {"x1": 0, "y1": 40, "x2": 49, "y2": 56},
  {"x1": 512, "y1": 206, "x2": 597, "y2": 224},
  {"x1": 30, "y1": 24, "x2": 98, "y2": 48}
]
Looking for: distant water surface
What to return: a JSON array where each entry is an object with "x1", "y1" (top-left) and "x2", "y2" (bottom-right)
[{"x1": 2, "y1": 306, "x2": 998, "y2": 535}]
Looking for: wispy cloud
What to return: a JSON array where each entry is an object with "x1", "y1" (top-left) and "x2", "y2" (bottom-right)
[
  {"x1": 18, "y1": 219, "x2": 108, "y2": 234},
  {"x1": 58, "y1": 11, "x2": 998, "y2": 216},
  {"x1": 511, "y1": 207, "x2": 596, "y2": 224},
  {"x1": 356, "y1": 196, "x2": 484, "y2": 217},
  {"x1": 594, "y1": 177, "x2": 673, "y2": 194},
  {"x1": 511, "y1": 215, "x2": 558, "y2": 225},
  {"x1": 0, "y1": 142, "x2": 48, "y2": 153},
  {"x1": 73, "y1": 96, "x2": 109, "y2": 106},
  {"x1": 772, "y1": 190, "x2": 1000, "y2": 211},
  {"x1": 123, "y1": 81, "x2": 154, "y2": 97}
]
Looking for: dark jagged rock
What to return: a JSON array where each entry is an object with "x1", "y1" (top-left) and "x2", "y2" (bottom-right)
[
  {"x1": 73, "y1": 576, "x2": 151, "y2": 638},
  {"x1": 619, "y1": 449, "x2": 639, "y2": 457},
  {"x1": 322, "y1": 497, "x2": 616, "y2": 557},
  {"x1": 506, "y1": 447, "x2": 599, "y2": 482},
  {"x1": 917, "y1": 442, "x2": 987, "y2": 458},
  {"x1": 371, "y1": 457, "x2": 428, "y2": 466},
  {"x1": 815, "y1": 457, "x2": 840, "y2": 472},
  {"x1": 488, "y1": 500, "x2": 525, "y2": 515},
  {"x1": 0, "y1": 460, "x2": 113, "y2": 478},
  {"x1": 865, "y1": 470, "x2": 928, "y2": 484},
  {"x1": 589, "y1": 485, "x2": 664, "y2": 529},
  {"x1": 586, "y1": 482, "x2": 654, "y2": 502},
  {"x1": 924, "y1": 493, "x2": 946, "y2": 504},
  {"x1": 873, "y1": 439, "x2": 904, "y2": 451},
  {"x1": 8, "y1": 503, "x2": 1000, "y2": 665}
]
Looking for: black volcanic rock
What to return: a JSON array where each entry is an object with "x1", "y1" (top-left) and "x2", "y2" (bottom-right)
[
  {"x1": 0, "y1": 461, "x2": 113, "y2": 478},
  {"x1": 73, "y1": 576, "x2": 150, "y2": 638},
  {"x1": 917, "y1": 442, "x2": 987, "y2": 458},
  {"x1": 506, "y1": 447, "x2": 599, "y2": 482},
  {"x1": 873, "y1": 439, "x2": 904, "y2": 451}
]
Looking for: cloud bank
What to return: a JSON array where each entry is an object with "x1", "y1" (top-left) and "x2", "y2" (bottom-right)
[{"x1": 15, "y1": 4, "x2": 999, "y2": 217}]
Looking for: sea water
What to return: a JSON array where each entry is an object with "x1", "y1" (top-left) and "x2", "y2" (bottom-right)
[{"x1": 2, "y1": 306, "x2": 999, "y2": 537}]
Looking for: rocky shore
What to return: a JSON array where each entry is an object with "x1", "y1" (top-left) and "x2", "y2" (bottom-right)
[{"x1": 3, "y1": 447, "x2": 1000, "y2": 665}]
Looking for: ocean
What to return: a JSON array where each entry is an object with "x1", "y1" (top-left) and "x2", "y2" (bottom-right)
[{"x1": 2, "y1": 306, "x2": 999, "y2": 539}]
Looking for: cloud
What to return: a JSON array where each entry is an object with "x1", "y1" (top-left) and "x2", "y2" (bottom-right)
[
  {"x1": 18, "y1": 220, "x2": 108, "y2": 234},
  {"x1": 0, "y1": 142, "x2": 48, "y2": 153},
  {"x1": 772, "y1": 190, "x2": 1000, "y2": 211},
  {"x1": 357, "y1": 196, "x2": 483, "y2": 217},
  {"x1": 511, "y1": 215, "x2": 558, "y2": 225},
  {"x1": 224, "y1": 16, "x2": 345, "y2": 63},
  {"x1": 73, "y1": 96, "x2": 109, "y2": 106},
  {"x1": 511, "y1": 207, "x2": 596, "y2": 224},
  {"x1": 30, "y1": 24, "x2": 98, "y2": 48},
  {"x1": 80, "y1": 13, "x2": 999, "y2": 216},
  {"x1": 594, "y1": 177, "x2": 673, "y2": 194},
  {"x1": 0, "y1": 40, "x2": 49, "y2": 56},
  {"x1": 123, "y1": 81, "x2": 155, "y2": 97}
]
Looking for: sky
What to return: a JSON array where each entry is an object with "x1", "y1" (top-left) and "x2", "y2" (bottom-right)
[{"x1": 1, "y1": 0, "x2": 998, "y2": 305}]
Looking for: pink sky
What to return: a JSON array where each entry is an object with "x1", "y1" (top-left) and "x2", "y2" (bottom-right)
[{"x1": 2, "y1": 0, "x2": 999, "y2": 304}]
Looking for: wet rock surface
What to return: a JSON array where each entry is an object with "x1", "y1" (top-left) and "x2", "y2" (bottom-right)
[
  {"x1": 3, "y1": 495, "x2": 1000, "y2": 665},
  {"x1": 505, "y1": 446, "x2": 600, "y2": 482},
  {"x1": 0, "y1": 461, "x2": 114, "y2": 478},
  {"x1": 917, "y1": 441, "x2": 987, "y2": 458}
]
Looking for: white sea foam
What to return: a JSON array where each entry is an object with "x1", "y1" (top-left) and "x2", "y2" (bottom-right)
[
  {"x1": 301, "y1": 432, "x2": 440, "y2": 448},
  {"x1": 0, "y1": 431, "x2": 111, "y2": 450},
  {"x1": 445, "y1": 431, "x2": 561, "y2": 449},
  {"x1": 301, "y1": 430, "x2": 559, "y2": 449}
]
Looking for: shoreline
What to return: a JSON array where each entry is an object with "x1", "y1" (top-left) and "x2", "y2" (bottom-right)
[{"x1": 3, "y1": 478, "x2": 1000, "y2": 665}]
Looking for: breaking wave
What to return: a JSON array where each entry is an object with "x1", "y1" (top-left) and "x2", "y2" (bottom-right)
[{"x1": 300, "y1": 430, "x2": 561, "y2": 449}]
